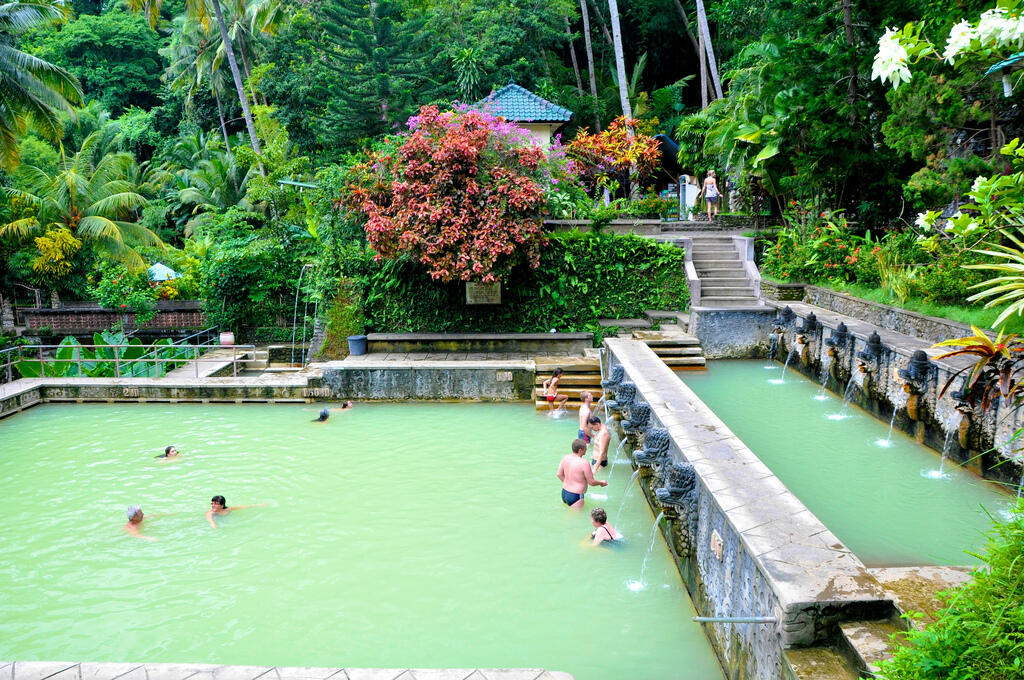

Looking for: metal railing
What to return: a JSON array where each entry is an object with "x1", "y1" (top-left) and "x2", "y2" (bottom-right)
[{"x1": 0, "y1": 335, "x2": 259, "y2": 384}]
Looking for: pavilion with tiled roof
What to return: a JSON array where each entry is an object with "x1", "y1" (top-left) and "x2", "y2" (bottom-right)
[{"x1": 474, "y1": 80, "x2": 573, "y2": 146}]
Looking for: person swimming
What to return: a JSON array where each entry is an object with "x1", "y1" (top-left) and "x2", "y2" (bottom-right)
[
  {"x1": 313, "y1": 408, "x2": 330, "y2": 422},
  {"x1": 205, "y1": 495, "x2": 267, "y2": 529},
  {"x1": 156, "y1": 445, "x2": 180, "y2": 458},
  {"x1": 124, "y1": 505, "x2": 156, "y2": 541}
]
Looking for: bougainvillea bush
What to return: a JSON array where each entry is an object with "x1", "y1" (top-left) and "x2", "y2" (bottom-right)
[{"x1": 344, "y1": 105, "x2": 560, "y2": 283}]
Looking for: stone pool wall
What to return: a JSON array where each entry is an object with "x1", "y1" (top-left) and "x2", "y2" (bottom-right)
[
  {"x1": 688, "y1": 306, "x2": 776, "y2": 359},
  {"x1": 603, "y1": 339, "x2": 892, "y2": 680},
  {"x1": 320, "y1": 360, "x2": 535, "y2": 400},
  {"x1": 764, "y1": 303, "x2": 1023, "y2": 492}
]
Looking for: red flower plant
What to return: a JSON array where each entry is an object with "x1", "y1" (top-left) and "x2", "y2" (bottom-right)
[{"x1": 343, "y1": 106, "x2": 548, "y2": 283}]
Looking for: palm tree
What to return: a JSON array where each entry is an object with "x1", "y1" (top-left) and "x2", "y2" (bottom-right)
[
  {"x1": 0, "y1": 0, "x2": 83, "y2": 169},
  {"x1": 578, "y1": 0, "x2": 600, "y2": 130},
  {"x1": 177, "y1": 149, "x2": 252, "y2": 234},
  {"x1": 606, "y1": 0, "x2": 631, "y2": 119},
  {"x1": 0, "y1": 131, "x2": 163, "y2": 268}
]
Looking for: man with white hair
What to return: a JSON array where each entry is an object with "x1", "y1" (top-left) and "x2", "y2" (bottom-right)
[{"x1": 124, "y1": 506, "x2": 156, "y2": 541}]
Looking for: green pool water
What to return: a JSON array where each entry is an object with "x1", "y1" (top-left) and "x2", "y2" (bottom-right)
[
  {"x1": 679, "y1": 361, "x2": 1010, "y2": 567},
  {"x1": 0, "y1": 403, "x2": 722, "y2": 680}
]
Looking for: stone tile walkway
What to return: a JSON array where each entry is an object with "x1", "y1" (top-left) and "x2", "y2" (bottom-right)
[{"x1": 0, "y1": 664, "x2": 572, "y2": 680}]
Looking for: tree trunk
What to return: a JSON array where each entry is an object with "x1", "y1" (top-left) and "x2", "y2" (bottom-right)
[
  {"x1": 607, "y1": 0, "x2": 632, "y2": 119},
  {"x1": 565, "y1": 16, "x2": 584, "y2": 97},
  {"x1": 579, "y1": 0, "x2": 601, "y2": 130},
  {"x1": 695, "y1": 0, "x2": 723, "y2": 99},
  {"x1": 670, "y1": 0, "x2": 700, "y2": 55},
  {"x1": 210, "y1": 0, "x2": 264, "y2": 174},
  {"x1": 841, "y1": 0, "x2": 857, "y2": 123},
  {"x1": 698, "y1": 14, "x2": 707, "y2": 109},
  {"x1": 214, "y1": 89, "x2": 232, "y2": 154},
  {"x1": 238, "y1": 40, "x2": 261, "y2": 114},
  {"x1": 587, "y1": 0, "x2": 613, "y2": 48}
]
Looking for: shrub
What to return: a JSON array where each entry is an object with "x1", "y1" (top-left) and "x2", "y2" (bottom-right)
[
  {"x1": 318, "y1": 278, "x2": 365, "y2": 358},
  {"x1": 87, "y1": 262, "x2": 158, "y2": 327},
  {"x1": 878, "y1": 502, "x2": 1024, "y2": 680},
  {"x1": 330, "y1": 230, "x2": 688, "y2": 337}
]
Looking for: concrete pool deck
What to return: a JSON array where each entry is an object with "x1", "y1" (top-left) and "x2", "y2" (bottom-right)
[{"x1": 0, "y1": 663, "x2": 573, "y2": 680}]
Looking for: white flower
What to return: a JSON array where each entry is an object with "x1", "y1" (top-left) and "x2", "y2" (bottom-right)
[
  {"x1": 872, "y1": 28, "x2": 912, "y2": 88},
  {"x1": 965, "y1": 220, "x2": 980, "y2": 233},
  {"x1": 915, "y1": 212, "x2": 930, "y2": 229},
  {"x1": 944, "y1": 20, "x2": 977, "y2": 64},
  {"x1": 972, "y1": 175, "x2": 986, "y2": 192},
  {"x1": 978, "y1": 8, "x2": 1010, "y2": 45},
  {"x1": 998, "y1": 15, "x2": 1024, "y2": 48}
]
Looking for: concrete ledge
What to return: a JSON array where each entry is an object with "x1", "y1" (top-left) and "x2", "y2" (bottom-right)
[
  {"x1": 0, "y1": 662, "x2": 575, "y2": 680},
  {"x1": 604, "y1": 338, "x2": 891, "y2": 677},
  {"x1": 365, "y1": 333, "x2": 593, "y2": 355},
  {"x1": 320, "y1": 359, "x2": 535, "y2": 400}
]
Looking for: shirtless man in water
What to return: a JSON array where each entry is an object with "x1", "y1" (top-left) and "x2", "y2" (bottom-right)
[
  {"x1": 124, "y1": 505, "x2": 156, "y2": 541},
  {"x1": 589, "y1": 415, "x2": 611, "y2": 471},
  {"x1": 557, "y1": 439, "x2": 607, "y2": 509},
  {"x1": 578, "y1": 391, "x2": 594, "y2": 442}
]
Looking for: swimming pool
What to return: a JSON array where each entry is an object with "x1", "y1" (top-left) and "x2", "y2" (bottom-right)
[
  {"x1": 0, "y1": 403, "x2": 723, "y2": 680},
  {"x1": 680, "y1": 361, "x2": 1009, "y2": 567}
]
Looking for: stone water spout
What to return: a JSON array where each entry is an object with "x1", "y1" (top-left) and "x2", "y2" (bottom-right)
[
  {"x1": 776, "y1": 306, "x2": 796, "y2": 326},
  {"x1": 606, "y1": 382, "x2": 636, "y2": 415},
  {"x1": 621, "y1": 402, "x2": 652, "y2": 437},
  {"x1": 654, "y1": 461, "x2": 697, "y2": 508},
  {"x1": 856, "y1": 331, "x2": 885, "y2": 373},
  {"x1": 601, "y1": 364, "x2": 625, "y2": 392},
  {"x1": 634, "y1": 427, "x2": 671, "y2": 468},
  {"x1": 824, "y1": 322, "x2": 850, "y2": 357},
  {"x1": 796, "y1": 312, "x2": 820, "y2": 334}
]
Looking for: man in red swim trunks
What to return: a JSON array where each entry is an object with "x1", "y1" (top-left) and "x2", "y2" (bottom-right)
[{"x1": 542, "y1": 367, "x2": 569, "y2": 412}]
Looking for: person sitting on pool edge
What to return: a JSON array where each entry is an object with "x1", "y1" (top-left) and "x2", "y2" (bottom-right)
[
  {"x1": 205, "y1": 495, "x2": 267, "y2": 528},
  {"x1": 156, "y1": 445, "x2": 180, "y2": 458},
  {"x1": 589, "y1": 416, "x2": 611, "y2": 470},
  {"x1": 557, "y1": 438, "x2": 607, "y2": 509},
  {"x1": 588, "y1": 507, "x2": 623, "y2": 547},
  {"x1": 125, "y1": 505, "x2": 156, "y2": 541}
]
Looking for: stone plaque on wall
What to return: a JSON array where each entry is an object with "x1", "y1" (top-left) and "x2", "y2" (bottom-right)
[{"x1": 465, "y1": 281, "x2": 501, "y2": 305}]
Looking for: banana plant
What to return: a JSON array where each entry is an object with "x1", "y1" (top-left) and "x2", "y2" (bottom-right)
[{"x1": 15, "y1": 333, "x2": 193, "y2": 378}]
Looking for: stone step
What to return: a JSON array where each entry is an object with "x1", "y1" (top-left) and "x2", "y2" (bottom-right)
[
  {"x1": 694, "y1": 264, "x2": 745, "y2": 271},
  {"x1": 643, "y1": 310, "x2": 683, "y2": 324},
  {"x1": 244, "y1": 360, "x2": 268, "y2": 370},
  {"x1": 534, "y1": 399, "x2": 601, "y2": 411},
  {"x1": 701, "y1": 286, "x2": 757, "y2": 296},
  {"x1": 635, "y1": 335, "x2": 700, "y2": 346},
  {"x1": 649, "y1": 346, "x2": 704, "y2": 356},
  {"x1": 689, "y1": 235, "x2": 736, "y2": 242},
  {"x1": 253, "y1": 350, "x2": 269, "y2": 360},
  {"x1": 839, "y1": 620, "x2": 905, "y2": 676},
  {"x1": 596, "y1": 318, "x2": 653, "y2": 329},
  {"x1": 533, "y1": 374, "x2": 603, "y2": 387},
  {"x1": 700, "y1": 276, "x2": 749, "y2": 284},
  {"x1": 691, "y1": 256, "x2": 743, "y2": 264},
  {"x1": 690, "y1": 246, "x2": 737, "y2": 254},
  {"x1": 660, "y1": 356, "x2": 707, "y2": 367},
  {"x1": 534, "y1": 357, "x2": 601, "y2": 372},
  {"x1": 533, "y1": 386, "x2": 605, "y2": 400},
  {"x1": 783, "y1": 647, "x2": 859, "y2": 680}
]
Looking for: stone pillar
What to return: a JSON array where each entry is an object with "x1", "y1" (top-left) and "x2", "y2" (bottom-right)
[{"x1": 0, "y1": 293, "x2": 14, "y2": 330}]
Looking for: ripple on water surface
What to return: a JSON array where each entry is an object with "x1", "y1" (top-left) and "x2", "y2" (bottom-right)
[{"x1": 0, "y1": 402, "x2": 722, "y2": 680}]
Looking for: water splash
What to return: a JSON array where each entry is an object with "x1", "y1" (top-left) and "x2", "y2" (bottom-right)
[
  {"x1": 637, "y1": 511, "x2": 666, "y2": 588},
  {"x1": 777, "y1": 347, "x2": 797, "y2": 384},
  {"x1": 923, "y1": 413, "x2": 962, "y2": 479},
  {"x1": 766, "y1": 334, "x2": 779, "y2": 368},
  {"x1": 826, "y1": 375, "x2": 858, "y2": 420},
  {"x1": 614, "y1": 469, "x2": 641, "y2": 526},
  {"x1": 815, "y1": 354, "x2": 833, "y2": 401}
]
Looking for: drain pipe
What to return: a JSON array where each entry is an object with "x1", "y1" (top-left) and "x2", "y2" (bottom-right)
[{"x1": 693, "y1": 617, "x2": 778, "y2": 624}]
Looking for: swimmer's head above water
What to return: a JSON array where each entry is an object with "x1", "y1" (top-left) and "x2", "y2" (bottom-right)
[
  {"x1": 314, "y1": 408, "x2": 329, "y2": 422},
  {"x1": 126, "y1": 505, "x2": 143, "y2": 522},
  {"x1": 211, "y1": 495, "x2": 227, "y2": 511},
  {"x1": 164, "y1": 445, "x2": 178, "y2": 457}
]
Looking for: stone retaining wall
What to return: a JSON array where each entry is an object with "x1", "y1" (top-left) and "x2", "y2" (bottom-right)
[
  {"x1": 760, "y1": 285, "x2": 984, "y2": 344},
  {"x1": 366, "y1": 333, "x2": 593, "y2": 355},
  {"x1": 689, "y1": 306, "x2": 776, "y2": 359},
  {"x1": 604, "y1": 339, "x2": 891, "y2": 680},
  {"x1": 320, "y1": 360, "x2": 535, "y2": 400},
  {"x1": 22, "y1": 300, "x2": 207, "y2": 333}
]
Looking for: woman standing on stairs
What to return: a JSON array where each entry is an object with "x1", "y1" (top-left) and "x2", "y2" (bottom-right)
[{"x1": 698, "y1": 170, "x2": 721, "y2": 222}]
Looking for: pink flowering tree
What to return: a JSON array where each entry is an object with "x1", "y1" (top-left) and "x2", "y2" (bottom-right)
[{"x1": 345, "y1": 105, "x2": 569, "y2": 283}]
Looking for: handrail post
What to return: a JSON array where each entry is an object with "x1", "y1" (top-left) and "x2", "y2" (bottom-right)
[
  {"x1": 195, "y1": 345, "x2": 199, "y2": 378},
  {"x1": 233, "y1": 345, "x2": 237, "y2": 377},
  {"x1": 76, "y1": 348, "x2": 83, "y2": 376},
  {"x1": 38, "y1": 346, "x2": 44, "y2": 377},
  {"x1": 114, "y1": 352, "x2": 121, "y2": 378}
]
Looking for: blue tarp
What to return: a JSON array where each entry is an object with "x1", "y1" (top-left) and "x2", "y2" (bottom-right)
[{"x1": 148, "y1": 263, "x2": 179, "y2": 281}]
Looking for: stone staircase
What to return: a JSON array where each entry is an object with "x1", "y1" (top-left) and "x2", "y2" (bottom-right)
[
  {"x1": 633, "y1": 328, "x2": 706, "y2": 369},
  {"x1": 533, "y1": 357, "x2": 604, "y2": 411},
  {"x1": 689, "y1": 236, "x2": 761, "y2": 307},
  {"x1": 244, "y1": 348, "x2": 269, "y2": 371}
]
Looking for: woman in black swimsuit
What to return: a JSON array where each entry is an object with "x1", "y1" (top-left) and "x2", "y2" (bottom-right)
[{"x1": 589, "y1": 507, "x2": 623, "y2": 546}]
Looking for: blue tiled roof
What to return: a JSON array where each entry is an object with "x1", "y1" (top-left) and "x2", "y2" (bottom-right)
[
  {"x1": 474, "y1": 82, "x2": 573, "y2": 123},
  {"x1": 986, "y1": 51, "x2": 1024, "y2": 75}
]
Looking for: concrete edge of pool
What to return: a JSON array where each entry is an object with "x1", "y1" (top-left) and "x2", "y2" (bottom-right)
[
  {"x1": 0, "y1": 662, "x2": 575, "y2": 680},
  {"x1": 603, "y1": 338, "x2": 895, "y2": 679}
]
